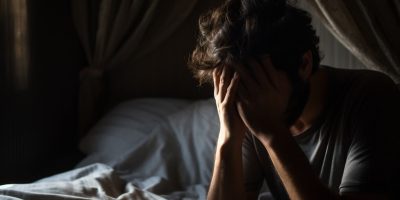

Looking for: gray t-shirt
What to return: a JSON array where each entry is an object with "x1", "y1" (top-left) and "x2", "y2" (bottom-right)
[{"x1": 242, "y1": 67, "x2": 400, "y2": 200}]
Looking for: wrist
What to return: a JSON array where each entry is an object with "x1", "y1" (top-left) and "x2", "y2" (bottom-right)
[
  {"x1": 216, "y1": 132, "x2": 243, "y2": 158},
  {"x1": 216, "y1": 144, "x2": 242, "y2": 164},
  {"x1": 217, "y1": 129, "x2": 244, "y2": 146}
]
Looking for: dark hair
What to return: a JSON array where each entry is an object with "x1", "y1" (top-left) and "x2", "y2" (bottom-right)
[{"x1": 189, "y1": 0, "x2": 321, "y2": 84}]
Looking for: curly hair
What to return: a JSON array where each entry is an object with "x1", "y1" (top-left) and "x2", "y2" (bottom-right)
[{"x1": 188, "y1": 0, "x2": 321, "y2": 85}]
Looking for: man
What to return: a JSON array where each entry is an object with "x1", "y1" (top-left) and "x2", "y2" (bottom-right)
[{"x1": 189, "y1": 0, "x2": 400, "y2": 199}]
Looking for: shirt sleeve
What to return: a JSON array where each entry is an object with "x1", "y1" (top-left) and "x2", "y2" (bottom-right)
[
  {"x1": 339, "y1": 73, "x2": 400, "y2": 196},
  {"x1": 242, "y1": 132, "x2": 264, "y2": 193}
]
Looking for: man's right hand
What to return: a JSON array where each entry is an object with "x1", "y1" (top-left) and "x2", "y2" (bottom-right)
[
  {"x1": 208, "y1": 66, "x2": 248, "y2": 200},
  {"x1": 213, "y1": 66, "x2": 246, "y2": 149}
]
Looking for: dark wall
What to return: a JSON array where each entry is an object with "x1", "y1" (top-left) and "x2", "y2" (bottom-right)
[{"x1": 0, "y1": 0, "x2": 85, "y2": 184}]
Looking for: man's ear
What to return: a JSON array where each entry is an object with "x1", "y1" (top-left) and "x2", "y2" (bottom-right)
[{"x1": 298, "y1": 50, "x2": 313, "y2": 81}]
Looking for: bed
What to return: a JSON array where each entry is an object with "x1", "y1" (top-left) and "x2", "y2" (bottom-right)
[{"x1": 0, "y1": 98, "x2": 268, "y2": 200}]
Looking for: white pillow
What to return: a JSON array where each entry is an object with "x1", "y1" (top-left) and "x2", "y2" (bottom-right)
[
  {"x1": 78, "y1": 98, "x2": 191, "y2": 166},
  {"x1": 77, "y1": 98, "x2": 220, "y2": 187}
]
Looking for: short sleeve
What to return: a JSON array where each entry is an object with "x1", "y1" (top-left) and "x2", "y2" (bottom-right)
[
  {"x1": 339, "y1": 73, "x2": 400, "y2": 196},
  {"x1": 242, "y1": 132, "x2": 264, "y2": 193}
]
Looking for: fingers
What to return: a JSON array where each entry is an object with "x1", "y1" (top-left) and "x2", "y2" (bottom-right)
[
  {"x1": 233, "y1": 63, "x2": 258, "y2": 91},
  {"x1": 224, "y1": 72, "x2": 240, "y2": 105},
  {"x1": 213, "y1": 65, "x2": 235, "y2": 103},
  {"x1": 213, "y1": 68, "x2": 221, "y2": 97},
  {"x1": 261, "y1": 56, "x2": 288, "y2": 92},
  {"x1": 214, "y1": 56, "x2": 279, "y2": 106},
  {"x1": 252, "y1": 57, "x2": 277, "y2": 90},
  {"x1": 219, "y1": 66, "x2": 230, "y2": 101},
  {"x1": 237, "y1": 82, "x2": 250, "y2": 105}
]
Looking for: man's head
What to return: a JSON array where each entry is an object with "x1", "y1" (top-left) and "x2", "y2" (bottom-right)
[
  {"x1": 189, "y1": 0, "x2": 321, "y2": 125},
  {"x1": 189, "y1": 0, "x2": 320, "y2": 83}
]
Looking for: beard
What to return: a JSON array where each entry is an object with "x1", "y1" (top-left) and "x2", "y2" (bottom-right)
[{"x1": 283, "y1": 75, "x2": 310, "y2": 126}]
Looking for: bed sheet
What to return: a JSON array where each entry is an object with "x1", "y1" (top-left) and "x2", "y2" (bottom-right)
[
  {"x1": 0, "y1": 98, "x2": 217, "y2": 200},
  {"x1": 0, "y1": 163, "x2": 207, "y2": 200},
  {"x1": 0, "y1": 98, "x2": 272, "y2": 199}
]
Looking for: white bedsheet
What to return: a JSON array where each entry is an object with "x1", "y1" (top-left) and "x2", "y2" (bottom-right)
[
  {"x1": 0, "y1": 163, "x2": 207, "y2": 200},
  {"x1": 0, "y1": 98, "x2": 218, "y2": 200},
  {"x1": 0, "y1": 98, "x2": 272, "y2": 199}
]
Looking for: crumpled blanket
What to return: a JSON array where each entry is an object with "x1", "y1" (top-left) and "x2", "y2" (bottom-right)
[{"x1": 0, "y1": 163, "x2": 208, "y2": 200}]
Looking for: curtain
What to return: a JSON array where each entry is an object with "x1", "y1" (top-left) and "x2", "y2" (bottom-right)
[
  {"x1": 72, "y1": 0, "x2": 198, "y2": 134},
  {"x1": 1, "y1": 0, "x2": 30, "y2": 90},
  {"x1": 296, "y1": 1, "x2": 366, "y2": 70},
  {"x1": 304, "y1": 0, "x2": 400, "y2": 82}
]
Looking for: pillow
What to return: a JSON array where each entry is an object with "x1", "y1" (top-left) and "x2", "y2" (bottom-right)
[
  {"x1": 112, "y1": 98, "x2": 219, "y2": 186},
  {"x1": 78, "y1": 98, "x2": 191, "y2": 166},
  {"x1": 165, "y1": 98, "x2": 219, "y2": 185},
  {"x1": 77, "y1": 98, "x2": 220, "y2": 187}
]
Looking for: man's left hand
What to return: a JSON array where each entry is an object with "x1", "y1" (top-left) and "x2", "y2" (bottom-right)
[{"x1": 234, "y1": 57, "x2": 291, "y2": 141}]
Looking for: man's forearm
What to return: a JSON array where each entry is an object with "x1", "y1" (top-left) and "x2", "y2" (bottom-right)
[
  {"x1": 208, "y1": 139, "x2": 246, "y2": 200},
  {"x1": 258, "y1": 131, "x2": 338, "y2": 200}
]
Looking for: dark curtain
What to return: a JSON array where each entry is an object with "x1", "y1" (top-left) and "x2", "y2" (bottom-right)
[
  {"x1": 71, "y1": 0, "x2": 199, "y2": 134},
  {"x1": 0, "y1": 0, "x2": 85, "y2": 184}
]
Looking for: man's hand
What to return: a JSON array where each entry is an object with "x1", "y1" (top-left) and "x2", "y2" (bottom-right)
[
  {"x1": 235, "y1": 57, "x2": 291, "y2": 141},
  {"x1": 213, "y1": 65, "x2": 246, "y2": 147},
  {"x1": 207, "y1": 66, "x2": 248, "y2": 200}
]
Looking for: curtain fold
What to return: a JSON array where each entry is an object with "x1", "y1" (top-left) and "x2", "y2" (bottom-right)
[
  {"x1": 72, "y1": 0, "x2": 199, "y2": 134},
  {"x1": 304, "y1": 0, "x2": 400, "y2": 82}
]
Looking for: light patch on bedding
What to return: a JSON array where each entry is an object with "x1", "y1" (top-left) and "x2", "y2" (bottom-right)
[{"x1": 0, "y1": 184, "x2": 14, "y2": 190}]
